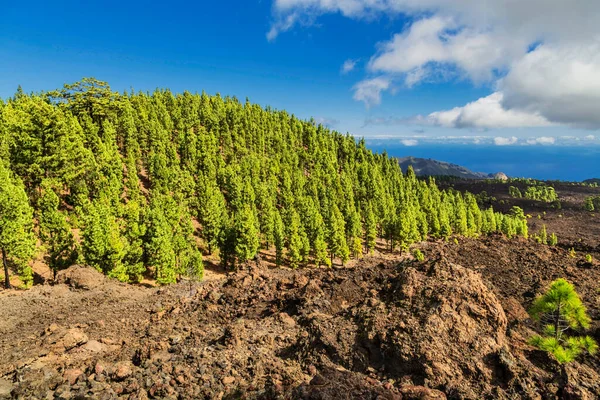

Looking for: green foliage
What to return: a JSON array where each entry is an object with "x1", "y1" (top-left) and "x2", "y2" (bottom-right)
[
  {"x1": 508, "y1": 186, "x2": 522, "y2": 198},
  {"x1": 569, "y1": 248, "x2": 576, "y2": 258},
  {"x1": 535, "y1": 224, "x2": 548, "y2": 245},
  {"x1": 0, "y1": 162, "x2": 36, "y2": 288},
  {"x1": 529, "y1": 279, "x2": 597, "y2": 364},
  {"x1": 273, "y1": 211, "x2": 285, "y2": 267},
  {"x1": 549, "y1": 233, "x2": 558, "y2": 246},
  {"x1": 38, "y1": 180, "x2": 77, "y2": 278},
  {"x1": 524, "y1": 185, "x2": 558, "y2": 203},
  {"x1": 584, "y1": 196, "x2": 600, "y2": 211},
  {"x1": 412, "y1": 248, "x2": 425, "y2": 262},
  {"x1": 196, "y1": 176, "x2": 226, "y2": 254},
  {"x1": 286, "y1": 209, "x2": 304, "y2": 269},
  {"x1": 0, "y1": 79, "x2": 531, "y2": 285},
  {"x1": 328, "y1": 204, "x2": 350, "y2": 266},
  {"x1": 585, "y1": 254, "x2": 593, "y2": 263},
  {"x1": 234, "y1": 204, "x2": 260, "y2": 263},
  {"x1": 80, "y1": 197, "x2": 127, "y2": 280}
]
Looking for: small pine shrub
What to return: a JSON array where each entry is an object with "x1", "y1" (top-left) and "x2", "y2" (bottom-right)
[
  {"x1": 537, "y1": 225, "x2": 548, "y2": 245},
  {"x1": 549, "y1": 233, "x2": 558, "y2": 246},
  {"x1": 585, "y1": 254, "x2": 593, "y2": 263},
  {"x1": 529, "y1": 279, "x2": 597, "y2": 364},
  {"x1": 569, "y1": 248, "x2": 576, "y2": 258},
  {"x1": 412, "y1": 249, "x2": 425, "y2": 262}
]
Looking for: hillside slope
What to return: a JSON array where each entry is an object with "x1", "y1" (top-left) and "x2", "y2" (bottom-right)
[{"x1": 0, "y1": 79, "x2": 524, "y2": 288}]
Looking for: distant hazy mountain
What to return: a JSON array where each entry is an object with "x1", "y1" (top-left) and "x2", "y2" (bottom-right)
[
  {"x1": 583, "y1": 178, "x2": 600, "y2": 184},
  {"x1": 398, "y1": 156, "x2": 501, "y2": 180}
]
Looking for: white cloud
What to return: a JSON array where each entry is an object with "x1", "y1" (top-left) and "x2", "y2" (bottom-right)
[
  {"x1": 341, "y1": 59, "x2": 358, "y2": 74},
  {"x1": 420, "y1": 92, "x2": 553, "y2": 129},
  {"x1": 401, "y1": 139, "x2": 418, "y2": 146},
  {"x1": 526, "y1": 137, "x2": 556, "y2": 145},
  {"x1": 499, "y1": 42, "x2": 600, "y2": 129},
  {"x1": 314, "y1": 116, "x2": 339, "y2": 127},
  {"x1": 585, "y1": 135, "x2": 596, "y2": 140},
  {"x1": 494, "y1": 136, "x2": 518, "y2": 146},
  {"x1": 352, "y1": 77, "x2": 390, "y2": 107},
  {"x1": 269, "y1": 0, "x2": 600, "y2": 129},
  {"x1": 366, "y1": 16, "x2": 523, "y2": 85}
]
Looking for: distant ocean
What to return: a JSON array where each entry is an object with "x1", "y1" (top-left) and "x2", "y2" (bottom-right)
[{"x1": 364, "y1": 142, "x2": 600, "y2": 182}]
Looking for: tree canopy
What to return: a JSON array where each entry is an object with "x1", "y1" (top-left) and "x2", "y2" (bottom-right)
[{"x1": 0, "y1": 79, "x2": 529, "y2": 284}]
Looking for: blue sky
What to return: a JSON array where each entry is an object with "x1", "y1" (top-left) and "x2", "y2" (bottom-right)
[{"x1": 2, "y1": 0, "x2": 600, "y2": 147}]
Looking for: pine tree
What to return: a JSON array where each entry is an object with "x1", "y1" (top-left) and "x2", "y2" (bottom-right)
[
  {"x1": 0, "y1": 162, "x2": 36, "y2": 288},
  {"x1": 145, "y1": 196, "x2": 177, "y2": 284},
  {"x1": 328, "y1": 204, "x2": 349, "y2": 266},
  {"x1": 233, "y1": 203, "x2": 260, "y2": 262},
  {"x1": 273, "y1": 211, "x2": 285, "y2": 267},
  {"x1": 286, "y1": 209, "x2": 303, "y2": 268},
  {"x1": 584, "y1": 197, "x2": 594, "y2": 212},
  {"x1": 38, "y1": 181, "x2": 77, "y2": 279},
  {"x1": 197, "y1": 176, "x2": 226, "y2": 254},
  {"x1": 510, "y1": 206, "x2": 528, "y2": 239},
  {"x1": 80, "y1": 197, "x2": 127, "y2": 280},
  {"x1": 346, "y1": 206, "x2": 363, "y2": 259},
  {"x1": 122, "y1": 199, "x2": 147, "y2": 282},
  {"x1": 363, "y1": 203, "x2": 377, "y2": 254},
  {"x1": 529, "y1": 279, "x2": 597, "y2": 364},
  {"x1": 537, "y1": 224, "x2": 548, "y2": 245}
]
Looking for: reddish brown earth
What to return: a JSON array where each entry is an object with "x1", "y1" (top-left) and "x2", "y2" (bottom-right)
[{"x1": 1, "y1": 182, "x2": 599, "y2": 400}]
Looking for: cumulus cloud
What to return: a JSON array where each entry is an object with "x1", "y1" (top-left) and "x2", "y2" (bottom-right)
[
  {"x1": 400, "y1": 139, "x2": 418, "y2": 146},
  {"x1": 341, "y1": 59, "x2": 358, "y2": 74},
  {"x1": 526, "y1": 137, "x2": 556, "y2": 145},
  {"x1": 268, "y1": 0, "x2": 600, "y2": 128},
  {"x1": 365, "y1": 16, "x2": 523, "y2": 85},
  {"x1": 494, "y1": 136, "x2": 518, "y2": 146},
  {"x1": 417, "y1": 92, "x2": 553, "y2": 129},
  {"x1": 352, "y1": 77, "x2": 390, "y2": 107},
  {"x1": 499, "y1": 42, "x2": 600, "y2": 129}
]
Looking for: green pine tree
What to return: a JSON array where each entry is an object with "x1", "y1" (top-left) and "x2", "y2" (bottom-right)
[
  {"x1": 273, "y1": 211, "x2": 285, "y2": 267},
  {"x1": 38, "y1": 181, "x2": 77, "y2": 279},
  {"x1": 196, "y1": 176, "x2": 226, "y2": 254},
  {"x1": 286, "y1": 209, "x2": 303, "y2": 268},
  {"x1": 529, "y1": 279, "x2": 597, "y2": 364},
  {"x1": 145, "y1": 197, "x2": 177, "y2": 284},
  {"x1": 328, "y1": 204, "x2": 349, "y2": 266},
  {"x1": 234, "y1": 203, "x2": 260, "y2": 262},
  {"x1": 364, "y1": 203, "x2": 377, "y2": 254},
  {"x1": 80, "y1": 197, "x2": 127, "y2": 280},
  {"x1": 0, "y1": 162, "x2": 36, "y2": 288}
]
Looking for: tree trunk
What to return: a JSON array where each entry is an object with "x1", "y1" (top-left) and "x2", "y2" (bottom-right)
[
  {"x1": 555, "y1": 303, "x2": 562, "y2": 341},
  {"x1": 2, "y1": 248, "x2": 10, "y2": 289}
]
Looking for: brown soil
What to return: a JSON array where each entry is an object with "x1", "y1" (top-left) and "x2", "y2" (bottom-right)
[{"x1": 1, "y1": 182, "x2": 599, "y2": 399}]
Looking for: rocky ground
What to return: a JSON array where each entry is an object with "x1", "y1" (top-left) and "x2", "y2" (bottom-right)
[{"x1": 1, "y1": 182, "x2": 599, "y2": 399}]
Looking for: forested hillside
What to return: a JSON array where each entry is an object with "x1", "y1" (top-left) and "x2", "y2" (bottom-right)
[{"x1": 0, "y1": 79, "x2": 527, "y2": 287}]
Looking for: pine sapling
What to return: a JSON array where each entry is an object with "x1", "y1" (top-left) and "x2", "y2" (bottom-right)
[
  {"x1": 529, "y1": 279, "x2": 597, "y2": 364},
  {"x1": 412, "y1": 248, "x2": 425, "y2": 262}
]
